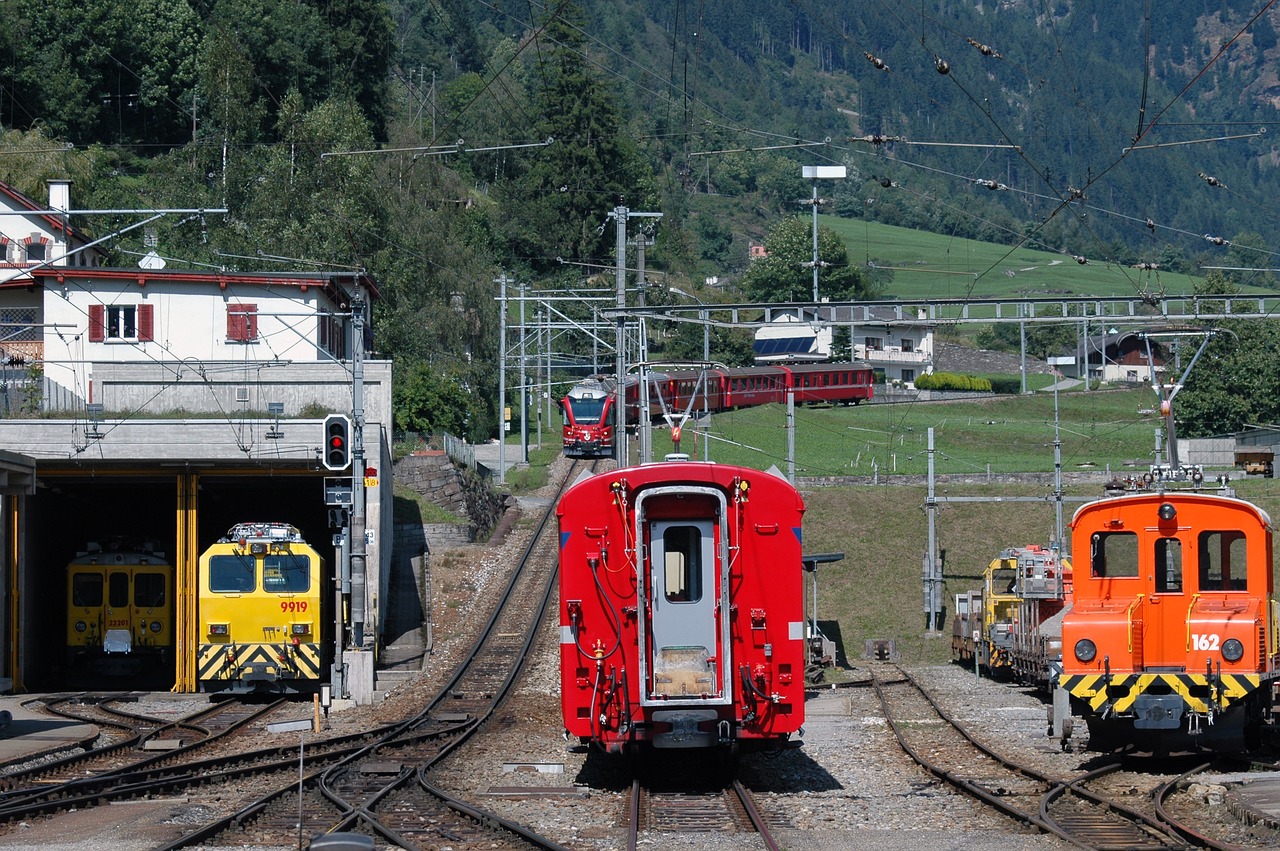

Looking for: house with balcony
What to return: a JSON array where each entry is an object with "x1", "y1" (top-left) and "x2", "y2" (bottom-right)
[
  {"x1": 754, "y1": 303, "x2": 934, "y2": 386},
  {"x1": 1049, "y1": 330, "x2": 1166, "y2": 385}
]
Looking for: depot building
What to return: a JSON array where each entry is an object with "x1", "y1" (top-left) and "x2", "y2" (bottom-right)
[{"x1": 0, "y1": 178, "x2": 393, "y2": 701}]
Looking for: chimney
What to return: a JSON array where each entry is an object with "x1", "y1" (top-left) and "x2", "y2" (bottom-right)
[{"x1": 48, "y1": 179, "x2": 70, "y2": 212}]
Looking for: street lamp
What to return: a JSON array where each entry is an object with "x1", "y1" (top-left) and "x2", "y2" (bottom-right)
[
  {"x1": 668, "y1": 286, "x2": 711, "y2": 460},
  {"x1": 801, "y1": 165, "x2": 847, "y2": 301}
]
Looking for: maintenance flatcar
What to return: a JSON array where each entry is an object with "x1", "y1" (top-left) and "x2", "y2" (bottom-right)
[
  {"x1": 197, "y1": 522, "x2": 327, "y2": 694},
  {"x1": 951, "y1": 543, "x2": 1072, "y2": 688},
  {"x1": 558, "y1": 458, "x2": 808, "y2": 754},
  {"x1": 1059, "y1": 487, "x2": 1279, "y2": 753},
  {"x1": 65, "y1": 538, "x2": 172, "y2": 683}
]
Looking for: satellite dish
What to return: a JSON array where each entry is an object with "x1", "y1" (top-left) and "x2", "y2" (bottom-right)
[{"x1": 139, "y1": 250, "x2": 166, "y2": 270}]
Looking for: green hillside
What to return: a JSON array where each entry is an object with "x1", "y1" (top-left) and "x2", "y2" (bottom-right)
[{"x1": 825, "y1": 216, "x2": 1269, "y2": 302}]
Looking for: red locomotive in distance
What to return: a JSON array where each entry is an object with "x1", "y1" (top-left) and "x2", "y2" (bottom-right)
[
  {"x1": 1059, "y1": 487, "x2": 1280, "y2": 753},
  {"x1": 558, "y1": 459, "x2": 808, "y2": 754},
  {"x1": 559, "y1": 362, "x2": 874, "y2": 458}
]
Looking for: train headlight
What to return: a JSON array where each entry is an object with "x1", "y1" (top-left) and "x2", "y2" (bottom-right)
[
  {"x1": 208, "y1": 623, "x2": 229, "y2": 636},
  {"x1": 150, "y1": 621, "x2": 163, "y2": 633},
  {"x1": 74, "y1": 620, "x2": 87, "y2": 634},
  {"x1": 1222, "y1": 638, "x2": 1245, "y2": 662},
  {"x1": 1074, "y1": 638, "x2": 1098, "y2": 663},
  {"x1": 291, "y1": 622, "x2": 311, "y2": 635},
  {"x1": 1158, "y1": 502, "x2": 1177, "y2": 521}
]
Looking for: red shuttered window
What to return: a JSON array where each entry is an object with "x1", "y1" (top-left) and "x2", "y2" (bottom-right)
[{"x1": 227, "y1": 303, "x2": 258, "y2": 342}]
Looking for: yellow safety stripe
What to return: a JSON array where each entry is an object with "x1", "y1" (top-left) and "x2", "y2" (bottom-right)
[
  {"x1": 197, "y1": 643, "x2": 321, "y2": 682},
  {"x1": 1060, "y1": 672, "x2": 1262, "y2": 715}
]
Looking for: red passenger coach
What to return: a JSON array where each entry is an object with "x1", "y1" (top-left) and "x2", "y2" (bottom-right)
[{"x1": 558, "y1": 459, "x2": 807, "y2": 754}]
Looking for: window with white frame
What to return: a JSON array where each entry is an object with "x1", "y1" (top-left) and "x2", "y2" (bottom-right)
[
  {"x1": 864, "y1": 336, "x2": 883, "y2": 351},
  {"x1": 901, "y1": 337, "x2": 914, "y2": 352}
]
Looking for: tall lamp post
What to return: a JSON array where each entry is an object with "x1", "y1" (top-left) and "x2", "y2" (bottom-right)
[
  {"x1": 801, "y1": 165, "x2": 847, "y2": 301},
  {"x1": 669, "y1": 286, "x2": 711, "y2": 460}
]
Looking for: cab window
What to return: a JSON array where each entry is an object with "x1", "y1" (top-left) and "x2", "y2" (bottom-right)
[
  {"x1": 1198, "y1": 530, "x2": 1248, "y2": 591},
  {"x1": 109, "y1": 572, "x2": 129, "y2": 607},
  {"x1": 72, "y1": 573, "x2": 103, "y2": 607},
  {"x1": 134, "y1": 572, "x2": 167, "y2": 607},
  {"x1": 662, "y1": 526, "x2": 703, "y2": 603},
  {"x1": 209, "y1": 554, "x2": 256, "y2": 592},
  {"x1": 1155, "y1": 537, "x2": 1182, "y2": 592},
  {"x1": 1091, "y1": 531, "x2": 1138, "y2": 578},
  {"x1": 263, "y1": 554, "x2": 310, "y2": 593}
]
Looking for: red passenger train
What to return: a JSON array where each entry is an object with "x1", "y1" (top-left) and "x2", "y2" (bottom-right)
[
  {"x1": 558, "y1": 459, "x2": 808, "y2": 754},
  {"x1": 1059, "y1": 486, "x2": 1280, "y2": 752},
  {"x1": 560, "y1": 362, "x2": 874, "y2": 458}
]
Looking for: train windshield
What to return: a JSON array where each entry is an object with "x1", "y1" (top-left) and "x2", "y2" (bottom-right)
[
  {"x1": 567, "y1": 396, "x2": 608, "y2": 425},
  {"x1": 1198, "y1": 530, "x2": 1248, "y2": 592},
  {"x1": 263, "y1": 554, "x2": 311, "y2": 593},
  {"x1": 1090, "y1": 532, "x2": 1139, "y2": 578},
  {"x1": 72, "y1": 573, "x2": 103, "y2": 607},
  {"x1": 208, "y1": 554, "x2": 256, "y2": 592},
  {"x1": 135, "y1": 572, "x2": 166, "y2": 607}
]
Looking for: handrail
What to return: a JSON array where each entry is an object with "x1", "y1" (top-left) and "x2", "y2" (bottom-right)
[
  {"x1": 1184, "y1": 593, "x2": 1201, "y2": 651},
  {"x1": 1127, "y1": 594, "x2": 1144, "y2": 652}
]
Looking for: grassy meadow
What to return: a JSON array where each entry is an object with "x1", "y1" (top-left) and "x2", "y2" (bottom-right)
[{"x1": 823, "y1": 216, "x2": 1276, "y2": 302}]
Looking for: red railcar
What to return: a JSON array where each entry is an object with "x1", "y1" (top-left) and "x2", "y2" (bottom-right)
[
  {"x1": 778, "y1": 362, "x2": 874, "y2": 406},
  {"x1": 560, "y1": 363, "x2": 874, "y2": 458},
  {"x1": 560, "y1": 377, "x2": 618, "y2": 458},
  {"x1": 1059, "y1": 488, "x2": 1280, "y2": 752},
  {"x1": 558, "y1": 459, "x2": 807, "y2": 754}
]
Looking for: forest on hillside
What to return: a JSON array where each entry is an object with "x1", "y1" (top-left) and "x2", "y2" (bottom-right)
[{"x1": 1, "y1": 1, "x2": 1279, "y2": 440}]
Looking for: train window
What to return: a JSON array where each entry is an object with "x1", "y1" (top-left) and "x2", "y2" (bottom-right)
[
  {"x1": 1198, "y1": 531, "x2": 1248, "y2": 592},
  {"x1": 208, "y1": 554, "x2": 256, "y2": 593},
  {"x1": 570, "y1": 396, "x2": 606, "y2": 425},
  {"x1": 134, "y1": 572, "x2": 166, "y2": 607},
  {"x1": 108, "y1": 571, "x2": 129, "y2": 607},
  {"x1": 72, "y1": 573, "x2": 103, "y2": 607},
  {"x1": 662, "y1": 526, "x2": 702, "y2": 603},
  {"x1": 1154, "y1": 538, "x2": 1182, "y2": 593},
  {"x1": 263, "y1": 554, "x2": 311, "y2": 593},
  {"x1": 1091, "y1": 531, "x2": 1138, "y2": 578}
]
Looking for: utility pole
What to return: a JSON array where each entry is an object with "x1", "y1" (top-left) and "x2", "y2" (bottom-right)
[
  {"x1": 349, "y1": 292, "x2": 367, "y2": 649},
  {"x1": 608, "y1": 206, "x2": 662, "y2": 467},
  {"x1": 497, "y1": 273, "x2": 509, "y2": 484}
]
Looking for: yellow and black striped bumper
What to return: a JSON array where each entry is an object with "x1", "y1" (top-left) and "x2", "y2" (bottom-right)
[
  {"x1": 1060, "y1": 672, "x2": 1262, "y2": 716},
  {"x1": 198, "y1": 643, "x2": 322, "y2": 684}
]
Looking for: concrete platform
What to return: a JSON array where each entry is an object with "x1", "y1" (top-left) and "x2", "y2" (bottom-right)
[
  {"x1": 0, "y1": 695, "x2": 98, "y2": 765},
  {"x1": 1219, "y1": 770, "x2": 1280, "y2": 828}
]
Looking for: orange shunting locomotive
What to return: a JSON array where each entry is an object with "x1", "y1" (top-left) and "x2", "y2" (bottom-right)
[{"x1": 1060, "y1": 489, "x2": 1279, "y2": 752}]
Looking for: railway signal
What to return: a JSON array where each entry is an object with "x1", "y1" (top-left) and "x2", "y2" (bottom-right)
[{"x1": 323, "y1": 414, "x2": 351, "y2": 471}]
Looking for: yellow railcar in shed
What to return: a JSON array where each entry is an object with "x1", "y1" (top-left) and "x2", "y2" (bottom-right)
[{"x1": 197, "y1": 522, "x2": 327, "y2": 694}]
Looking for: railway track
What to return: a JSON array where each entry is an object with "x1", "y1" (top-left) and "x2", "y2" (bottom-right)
[
  {"x1": 152, "y1": 458, "x2": 598, "y2": 850},
  {"x1": 873, "y1": 664, "x2": 1189, "y2": 850},
  {"x1": 626, "y1": 775, "x2": 785, "y2": 851}
]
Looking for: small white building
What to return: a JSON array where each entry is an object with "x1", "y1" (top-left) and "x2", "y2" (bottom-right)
[{"x1": 754, "y1": 304, "x2": 934, "y2": 386}]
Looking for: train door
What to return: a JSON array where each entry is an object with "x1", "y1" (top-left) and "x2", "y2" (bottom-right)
[
  {"x1": 1144, "y1": 533, "x2": 1187, "y2": 669},
  {"x1": 644, "y1": 518, "x2": 726, "y2": 702},
  {"x1": 103, "y1": 568, "x2": 133, "y2": 653}
]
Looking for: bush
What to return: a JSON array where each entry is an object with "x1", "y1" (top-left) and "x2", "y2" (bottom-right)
[{"x1": 915, "y1": 372, "x2": 993, "y2": 392}]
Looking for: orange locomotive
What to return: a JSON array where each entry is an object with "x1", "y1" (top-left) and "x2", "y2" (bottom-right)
[
  {"x1": 1060, "y1": 487, "x2": 1279, "y2": 752},
  {"x1": 558, "y1": 459, "x2": 807, "y2": 754}
]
